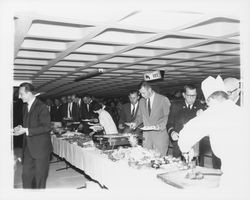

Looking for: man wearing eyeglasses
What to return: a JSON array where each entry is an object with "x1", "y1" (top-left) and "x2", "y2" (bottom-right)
[
  {"x1": 167, "y1": 84, "x2": 205, "y2": 159},
  {"x1": 223, "y1": 77, "x2": 241, "y2": 106}
]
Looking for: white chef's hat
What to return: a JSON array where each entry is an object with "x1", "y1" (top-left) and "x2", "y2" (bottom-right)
[{"x1": 201, "y1": 75, "x2": 226, "y2": 100}]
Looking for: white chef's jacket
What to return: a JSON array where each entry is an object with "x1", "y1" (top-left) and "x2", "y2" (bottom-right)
[
  {"x1": 178, "y1": 100, "x2": 249, "y2": 190},
  {"x1": 99, "y1": 109, "x2": 118, "y2": 135}
]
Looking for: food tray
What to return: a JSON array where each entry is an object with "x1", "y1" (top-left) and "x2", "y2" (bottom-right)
[{"x1": 157, "y1": 167, "x2": 222, "y2": 189}]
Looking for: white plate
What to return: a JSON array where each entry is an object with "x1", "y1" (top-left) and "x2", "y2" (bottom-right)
[
  {"x1": 140, "y1": 126, "x2": 159, "y2": 131},
  {"x1": 88, "y1": 122, "x2": 99, "y2": 126},
  {"x1": 89, "y1": 125, "x2": 103, "y2": 131},
  {"x1": 82, "y1": 119, "x2": 91, "y2": 122}
]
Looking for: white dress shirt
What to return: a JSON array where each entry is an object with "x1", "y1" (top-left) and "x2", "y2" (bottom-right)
[
  {"x1": 147, "y1": 92, "x2": 155, "y2": 110},
  {"x1": 131, "y1": 102, "x2": 138, "y2": 115}
]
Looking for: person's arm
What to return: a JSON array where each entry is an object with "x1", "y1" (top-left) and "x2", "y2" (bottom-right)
[
  {"x1": 166, "y1": 101, "x2": 180, "y2": 140},
  {"x1": 167, "y1": 101, "x2": 177, "y2": 134},
  {"x1": 155, "y1": 97, "x2": 171, "y2": 130},
  {"x1": 178, "y1": 113, "x2": 210, "y2": 153}
]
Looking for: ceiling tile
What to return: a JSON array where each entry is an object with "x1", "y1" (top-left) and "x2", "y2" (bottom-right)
[
  {"x1": 118, "y1": 11, "x2": 203, "y2": 30},
  {"x1": 21, "y1": 39, "x2": 68, "y2": 51},
  {"x1": 14, "y1": 65, "x2": 42, "y2": 70},
  {"x1": 122, "y1": 47, "x2": 165, "y2": 57},
  {"x1": 189, "y1": 42, "x2": 239, "y2": 52},
  {"x1": 28, "y1": 22, "x2": 95, "y2": 40},
  {"x1": 14, "y1": 59, "x2": 49, "y2": 65},
  {"x1": 93, "y1": 29, "x2": 156, "y2": 44},
  {"x1": 181, "y1": 18, "x2": 239, "y2": 37},
  {"x1": 17, "y1": 50, "x2": 56, "y2": 59},
  {"x1": 146, "y1": 36, "x2": 205, "y2": 48},
  {"x1": 64, "y1": 53, "x2": 100, "y2": 61},
  {"x1": 75, "y1": 43, "x2": 124, "y2": 54}
]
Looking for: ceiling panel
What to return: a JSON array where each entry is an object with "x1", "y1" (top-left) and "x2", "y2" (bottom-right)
[{"x1": 13, "y1": 10, "x2": 241, "y2": 98}]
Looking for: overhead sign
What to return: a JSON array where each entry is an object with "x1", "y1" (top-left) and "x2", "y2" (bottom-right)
[{"x1": 144, "y1": 70, "x2": 164, "y2": 81}]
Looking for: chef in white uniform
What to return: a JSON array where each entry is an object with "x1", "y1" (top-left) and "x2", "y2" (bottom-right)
[{"x1": 178, "y1": 75, "x2": 249, "y2": 191}]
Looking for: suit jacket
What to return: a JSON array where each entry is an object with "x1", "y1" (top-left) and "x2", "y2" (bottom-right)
[
  {"x1": 135, "y1": 93, "x2": 171, "y2": 133},
  {"x1": 22, "y1": 98, "x2": 53, "y2": 159},
  {"x1": 81, "y1": 101, "x2": 98, "y2": 119},
  {"x1": 72, "y1": 102, "x2": 82, "y2": 122},
  {"x1": 51, "y1": 105, "x2": 62, "y2": 122},
  {"x1": 167, "y1": 100, "x2": 206, "y2": 135},
  {"x1": 119, "y1": 103, "x2": 138, "y2": 124},
  {"x1": 60, "y1": 103, "x2": 68, "y2": 119},
  {"x1": 119, "y1": 103, "x2": 141, "y2": 134}
]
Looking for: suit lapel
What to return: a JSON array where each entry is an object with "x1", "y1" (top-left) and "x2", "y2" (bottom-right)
[
  {"x1": 23, "y1": 103, "x2": 28, "y2": 126},
  {"x1": 29, "y1": 98, "x2": 37, "y2": 115}
]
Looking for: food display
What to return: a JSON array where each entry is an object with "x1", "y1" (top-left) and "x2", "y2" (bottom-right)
[
  {"x1": 105, "y1": 146, "x2": 192, "y2": 170},
  {"x1": 93, "y1": 133, "x2": 136, "y2": 150},
  {"x1": 107, "y1": 146, "x2": 160, "y2": 169},
  {"x1": 56, "y1": 132, "x2": 95, "y2": 148},
  {"x1": 185, "y1": 170, "x2": 204, "y2": 180}
]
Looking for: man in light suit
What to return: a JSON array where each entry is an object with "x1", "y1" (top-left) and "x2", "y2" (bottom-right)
[
  {"x1": 13, "y1": 82, "x2": 52, "y2": 189},
  {"x1": 130, "y1": 81, "x2": 171, "y2": 156},
  {"x1": 118, "y1": 90, "x2": 141, "y2": 134}
]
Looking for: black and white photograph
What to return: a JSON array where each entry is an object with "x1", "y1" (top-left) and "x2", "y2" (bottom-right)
[{"x1": 1, "y1": 0, "x2": 250, "y2": 199}]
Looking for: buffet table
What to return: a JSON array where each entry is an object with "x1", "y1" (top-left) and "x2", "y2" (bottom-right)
[
  {"x1": 51, "y1": 133, "x2": 221, "y2": 192},
  {"x1": 51, "y1": 134, "x2": 178, "y2": 192}
]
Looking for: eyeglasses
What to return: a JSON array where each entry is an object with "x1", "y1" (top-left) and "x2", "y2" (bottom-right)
[
  {"x1": 185, "y1": 94, "x2": 197, "y2": 98},
  {"x1": 227, "y1": 88, "x2": 238, "y2": 95}
]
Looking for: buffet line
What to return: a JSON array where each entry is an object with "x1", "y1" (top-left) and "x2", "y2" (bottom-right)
[{"x1": 51, "y1": 122, "x2": 222, "y2": 190}]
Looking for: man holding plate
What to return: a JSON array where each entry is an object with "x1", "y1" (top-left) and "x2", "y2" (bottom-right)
[
  {"x1": 129, "y1": 81, "x2": 171, "y2": 156},
  {"x1": 13, "y1": 82, "x2": 52, "y2": 189}
]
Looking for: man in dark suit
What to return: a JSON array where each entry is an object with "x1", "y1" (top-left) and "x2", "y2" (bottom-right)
[
  {"x1": 167, "y1": 84, "x2": 205, "y2": 159},
  {"x1": 51, "y1": 98, "x2": 62, "y2": 122},
  {"x1": 82, "y1": 94, "x2": 97, "y2": 119},
  {"x1": 13, "y1": 82, "x2": 52, "y2": 189},
  {"x1": 71, "y1": 94, "x2": 81, "y2": 122},
  {"x1": 81, "y1": 94, "x2": 98, "y2": 134},
  {"x1": 118, "y1": 90, "x2": 141, "y2": 135},
  {"x1": 60, "y1": 96, "x2": 68, "y2": 119},
  {"x1": 130, "y1": 81, "x2": 171, "y2": 156}
]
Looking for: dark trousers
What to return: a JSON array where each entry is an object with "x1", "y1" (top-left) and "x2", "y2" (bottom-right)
[
  {"x1": 22, "y1": 146, "x2": 50, "y2": 189},
  {"x1": 212, "y1": 153, "x2": 221, "y2": 169},
  {"x1": 172, "y1": 141, "x2": 182, "y2": 158}
]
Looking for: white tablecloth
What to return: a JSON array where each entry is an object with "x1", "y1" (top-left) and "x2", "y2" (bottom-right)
[{"x1": 51, "y1": 135, "x2": 177, "y2": 192}]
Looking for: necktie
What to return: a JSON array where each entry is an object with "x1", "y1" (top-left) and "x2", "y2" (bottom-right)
[
  {"x1": 131, "y1": 105, "x2": 135, "y2": 117},
  {"x1": 148, "y1": 98, "x2": 151, "y2": 115},
  {"x1": 68, "y1": 103, "x2": 72, "y2": 118},
  {"x1": 87, "y1": 104, "x2": 89, "y2": 112}
]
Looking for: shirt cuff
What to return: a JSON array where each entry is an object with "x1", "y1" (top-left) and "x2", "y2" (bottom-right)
[{"x1": 25, "y1": 128, "x2": 29, "y2": 136}]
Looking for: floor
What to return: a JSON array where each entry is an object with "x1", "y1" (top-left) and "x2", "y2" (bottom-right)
[{"x1": 13, "y1": 148, "x2": 102, "y2": 190}]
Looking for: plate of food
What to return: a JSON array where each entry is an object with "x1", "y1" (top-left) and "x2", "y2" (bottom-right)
[
  {"x1": 81, "y1": 119, "x2": 91, "y2": 122},
  {"x1": 89, "y1": 125, "x2": 103, "y2": 131},
  {"x1": 140, "y1": 126, "x2": 159, "y2": 131},
  {"x1": 88, "y1": 122, "x2": 99, "y2": 126}
]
